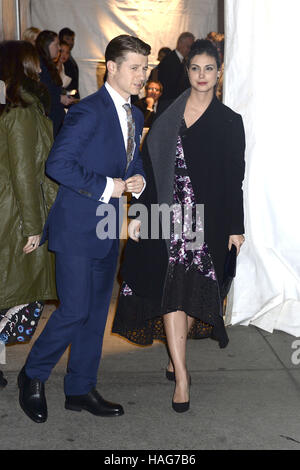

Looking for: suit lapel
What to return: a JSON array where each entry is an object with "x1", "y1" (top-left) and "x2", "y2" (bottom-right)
[
  {"x1": 131, "y1": 105, "x2": 142, "y2": 159},
  {"x1": 98, "y1": 86, "x2": 127, "y2": 166}
]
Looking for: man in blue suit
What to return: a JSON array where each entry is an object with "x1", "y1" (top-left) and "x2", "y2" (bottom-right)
[{"x1": 18, "y1": 35, "x2": 151, "y2": 423}]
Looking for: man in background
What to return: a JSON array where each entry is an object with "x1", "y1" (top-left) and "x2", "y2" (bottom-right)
[
  {"x1": 157, "y1": 32, "x2": 194, "y2": 100},
  {"x1": 134, "y1": 80, "x2": 162, "y2": 128}
]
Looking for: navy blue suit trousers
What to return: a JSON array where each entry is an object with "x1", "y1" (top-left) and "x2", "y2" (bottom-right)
[{"x1": 25, "y1": 241, "x2": 118, "y2": 395}]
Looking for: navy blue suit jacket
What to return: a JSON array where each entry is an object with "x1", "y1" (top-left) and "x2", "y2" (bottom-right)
[{"x1": 43, "y1": 85, "x2": 145, "y2": 259}]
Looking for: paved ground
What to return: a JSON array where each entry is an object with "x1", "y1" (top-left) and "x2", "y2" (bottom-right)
[{"x1": 1, "y1": 284, "x2": 300, "y2": 451}]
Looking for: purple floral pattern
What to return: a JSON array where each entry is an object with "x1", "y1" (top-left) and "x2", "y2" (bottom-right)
[
  {"x1": 120, "y1": 135, "x2": 217, "y2": 299},
  {"x1": 169, "y1": 136, "x2": 216, "y2": 280}
]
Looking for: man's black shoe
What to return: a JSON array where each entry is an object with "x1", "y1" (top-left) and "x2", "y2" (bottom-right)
[
  {"x1": 17, "y1": 366, "x2": 47, "y2": 423},
  {"x1": 65, "y1": 388, "x2": 124, "y2": 417}
]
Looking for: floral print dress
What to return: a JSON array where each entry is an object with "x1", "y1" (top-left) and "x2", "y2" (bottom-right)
[{"x1": 112, "y1": 126, "x2": 228, "y2": 348}]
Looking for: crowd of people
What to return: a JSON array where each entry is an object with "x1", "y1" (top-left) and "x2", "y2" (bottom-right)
[{"x1": 0, "y1": 26, "x2": 243, "y2": 423}]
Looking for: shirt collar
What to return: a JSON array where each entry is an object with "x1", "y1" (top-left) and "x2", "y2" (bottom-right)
[
  {"x1": 105, "y1": 81, "x2": 131, "y2": 108},
  {"x1": 175, "y1": 49, "x2": 184, "y2": 63}
]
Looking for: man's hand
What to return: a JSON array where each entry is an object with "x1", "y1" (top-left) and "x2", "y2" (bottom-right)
[
  {"x1": 145, "y1": 97, "x2": 155, "y2": 110},
  {"x1": 128, "y1": 219, "x2": 141, "y2": 242},
  {"x1": 23, "y1": 235, "x2": 41, "y2": 254},
  {"x1": 111, "y1": 178, "x2": 126, "y2": 198},
  {"x1": 228, "y1": 234, "x2": 245, "y2": 255},
  {"x1": 125, "y1": 174, "x2": 144, "y2": 194}
]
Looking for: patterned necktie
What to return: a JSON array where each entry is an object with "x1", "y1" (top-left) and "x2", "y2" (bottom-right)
[{"x1": 123, "y1": 103, "x2": 135, "y2": 171}]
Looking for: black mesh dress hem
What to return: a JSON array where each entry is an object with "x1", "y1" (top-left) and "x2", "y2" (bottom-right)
[{"x1": 112, "y1": 287, "x2": 229, "y2": 349}]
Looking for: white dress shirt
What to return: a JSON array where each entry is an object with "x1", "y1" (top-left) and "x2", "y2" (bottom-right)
[
  {"x1": 175, "y1": 49, "x2": 184, "y2": 63},
  {"x1": 60, "y1": 64, "x2": 72, "y2": 89},
  {"x1": 99, "y1": 82, "x2": 145, "y2": 203}
]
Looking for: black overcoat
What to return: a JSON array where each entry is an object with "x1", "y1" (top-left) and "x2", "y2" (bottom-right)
[
  {"x1": 157, "y1": 50, "x2": 189, "y2": 100},
  {"x1": 121, "y1": 89, "x2": 245, "y2": 303}
]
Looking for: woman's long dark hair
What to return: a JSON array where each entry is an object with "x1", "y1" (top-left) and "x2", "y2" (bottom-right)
[
  {"x1": 36, "y1": 30, "x2": 62, "y2": 87},
  {"x1": 0, "y1": 40, "x2": 50, "y2": 116}
]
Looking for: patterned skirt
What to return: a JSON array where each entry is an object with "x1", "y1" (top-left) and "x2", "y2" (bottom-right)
[
  {"x1": 112, "y1": 136, "x2": 228, "y2": 348},
  {"x1": 0, "y1": 301, "x2": 44, "y2": 345}
]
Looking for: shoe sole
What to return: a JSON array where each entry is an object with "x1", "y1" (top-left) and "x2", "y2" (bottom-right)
[
  {"x1": 65, "y1": 402, "x2": 124, "y2": 417},
  {"x1": 17, "y1": 373, "x2": 47, "y2": 424}
]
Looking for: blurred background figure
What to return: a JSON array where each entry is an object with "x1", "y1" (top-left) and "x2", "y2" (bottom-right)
[
  {"x1": 36, "y1": 30, "x2": 74, "y2": 137},
  {"x1": 157, "y1": 32, "x2": 194, "y2": 100},
  {"x1": 22, "y1": 27, "x2": 41, "y2": 46},
  {"x1": 157, "y1": 47, "x2": 172, "y2": 62},
  {"x1": 59, "y1": 27, "x2": 80, "y2": 99},
  {"x1": 149, "y1": 47, "x2": 171, "y2": 82},
  {"x1": 134, "y1": 80, "x2": 163, "y2": 128},
  {"x1": 0, "y1": 40, "x2": 58, "y2": 386},
  {"x1": 56, "y1": 40, "x2": 72, "y2": 89}
]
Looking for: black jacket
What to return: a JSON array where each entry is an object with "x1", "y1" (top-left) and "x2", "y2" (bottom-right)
[
  {"x1": 39, "y1": 59, "x2": 65, "y2": 137},
  {"x1": 121, "y1": 91, "x2": 246, "y2": 301},
  {"x1": 64, "y1": 55, "x2": 80, "y2": 99},
  {"x1": 157, "y1": 50, "x2": 189, "y2": 100},
  {"x1": 134, "y1": 97, "x2": 156, "y2": 128}
]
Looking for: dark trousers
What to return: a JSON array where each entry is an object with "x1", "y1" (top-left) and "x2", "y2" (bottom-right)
[{"x1": 25, "y1": 243, "x2": 118, "y2": 395}]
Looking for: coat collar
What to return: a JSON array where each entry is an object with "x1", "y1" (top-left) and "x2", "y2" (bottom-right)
[
  {"x1": 98, "y1": 84, "x2": 141, "y2": 123},
  {"x1": 19, "y1": 88, "x2": 46, "y2": 115},
  {"x1": 146, "y1": 91, "x2": 220, "y2": 207},
  {"x1": 146, "y1": 88, "x2": 191, "y2": 207}
]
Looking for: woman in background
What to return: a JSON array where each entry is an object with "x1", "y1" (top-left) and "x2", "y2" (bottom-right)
[
  {"x1": 36, "y1": 30, "x2": 74, "y2": 137},
  {"x1": 56, "y1": 40, "x2": 72, "y2": 89},
  {"x1": 22, "y1": 27, "x2": 41, "y2": 46},
  {"x1": 0, "y1": 41, "x2": 58, "y2": 386}
]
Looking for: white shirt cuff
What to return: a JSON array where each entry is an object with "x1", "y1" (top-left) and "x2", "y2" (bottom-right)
[
  {"x1": 132, "y1": 177, "x2": 146, "y2": 199},
  {"x1": 99, "y1": 177, "x2": 114, "y2": 203}
]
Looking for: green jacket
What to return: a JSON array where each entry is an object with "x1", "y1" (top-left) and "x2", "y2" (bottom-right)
[{"x1": 0, "y1": 91, "x2": 58, "y2": 309}]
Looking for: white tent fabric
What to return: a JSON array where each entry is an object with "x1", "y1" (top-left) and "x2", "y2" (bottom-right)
[
  {"x1": 224, "y1": 0, "x2": 300, "y2": 336},
  {"x1": 30, "y1": 0, "x2": 218, "y2": 98}
]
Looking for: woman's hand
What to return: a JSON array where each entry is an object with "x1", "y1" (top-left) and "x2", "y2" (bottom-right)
[
  {"x1": 128, "y1": 219, "x2": 141, "y2": 242},
  {"x1": 23, "y1": 235, "x2": 41, "y2": 254},
  {"x1": 60, "y1": 95, "x2": 75, "y2": 106},
  {"x1": 228, "y1": 234, "x2": 245, "y2": 255}
]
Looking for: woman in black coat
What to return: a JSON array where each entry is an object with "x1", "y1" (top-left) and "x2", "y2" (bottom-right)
[{"x1": 112, "y1": 40, "x2": 245, "y2": 412}]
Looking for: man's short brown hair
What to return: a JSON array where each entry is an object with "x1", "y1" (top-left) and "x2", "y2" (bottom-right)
[{"x1": 105, "y1": 35, "x2": 151, "y2": 65}]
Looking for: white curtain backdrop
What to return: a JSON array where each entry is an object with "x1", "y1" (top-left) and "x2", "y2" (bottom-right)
[
  {"x1": 224, "y1": 0, "x2": 300, "y2": 336},
  {"x1": 30, "y1": 0, "x2": 218, "y2": 98}
]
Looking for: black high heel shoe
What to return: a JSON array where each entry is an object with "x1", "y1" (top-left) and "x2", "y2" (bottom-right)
[
  {"x1": 171, "y1": 374, "x2": 191, "y2": 413},
  {"x1": 166, "y1": 369, "x2": 192, "y2": 385},
  {"x1": 172, "y1": 399, "x2": 190, "y2": 413},
  {"x1": 166, "y1": 369, "x2": 175, "y2": 382}
]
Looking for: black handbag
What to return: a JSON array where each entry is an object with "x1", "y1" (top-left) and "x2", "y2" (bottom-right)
[
  {"x1": 221, "y1": 244, "x2": 237, "y2": 299},
  {"x1": 0, "y1": 301, "x2": 43, "y2": 345}
]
